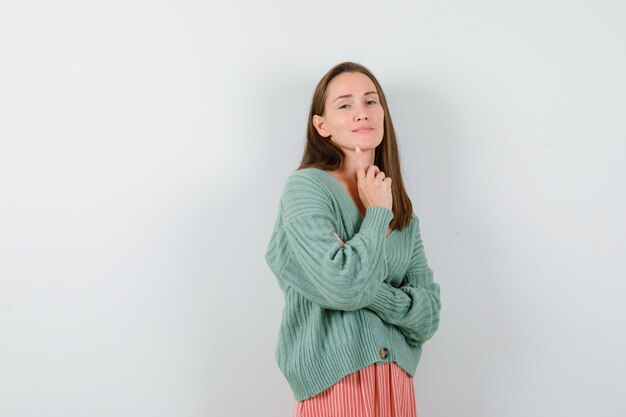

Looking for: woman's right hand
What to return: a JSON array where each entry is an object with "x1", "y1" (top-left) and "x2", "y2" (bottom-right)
[{"x1": 356, "y1": 146, "x2": 393, "y2": 212}]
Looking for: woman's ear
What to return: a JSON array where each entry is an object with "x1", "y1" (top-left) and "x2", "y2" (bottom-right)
[{"x1": 312, "y1": 115, "x2": 330, "y2": 138}]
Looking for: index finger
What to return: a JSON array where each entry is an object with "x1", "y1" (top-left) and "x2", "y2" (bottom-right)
[{"x1": 355, "y1": 146, "x2": 366, "y2": 181}]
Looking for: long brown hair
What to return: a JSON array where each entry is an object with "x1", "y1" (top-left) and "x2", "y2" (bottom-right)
[{"x1": 297, "y1": 61, "x2": 413, "y2": 231}]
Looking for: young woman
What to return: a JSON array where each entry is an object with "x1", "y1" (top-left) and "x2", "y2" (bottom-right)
[{"x1": 265, "y1": 61, "x2": 441, "y2": 417}]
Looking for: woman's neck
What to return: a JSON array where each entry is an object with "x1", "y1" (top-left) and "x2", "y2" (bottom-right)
[{"x1": 330, "y1": 147, "x2": 375, "y2": 183}]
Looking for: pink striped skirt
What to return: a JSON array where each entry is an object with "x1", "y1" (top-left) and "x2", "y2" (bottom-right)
[{"x1": 293, "y1": 361, "x2": 417, "y2": 417}]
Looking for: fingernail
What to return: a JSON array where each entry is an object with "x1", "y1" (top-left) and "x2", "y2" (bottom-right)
[{"x1": 332, "y1": 232, "x2": 345, "y2": 246}]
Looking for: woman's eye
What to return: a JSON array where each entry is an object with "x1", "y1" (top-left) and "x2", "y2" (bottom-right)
[{"x1": 339, "y1": 100, "x2": 376, "y2": 109}]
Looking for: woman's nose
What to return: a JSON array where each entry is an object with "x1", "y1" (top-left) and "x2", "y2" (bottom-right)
[{"x1": 354, "y1": 107, "x2": 368, "y2": 121}]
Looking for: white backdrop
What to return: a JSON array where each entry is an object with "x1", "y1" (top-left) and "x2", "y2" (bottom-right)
[{"x1": 1, "y1": 1, "x2": 624, "y2": 416}]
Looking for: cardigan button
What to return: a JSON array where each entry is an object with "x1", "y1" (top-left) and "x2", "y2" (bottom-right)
[{"x1": 379, "y1": 347, "x2": 389, "y2": 359}]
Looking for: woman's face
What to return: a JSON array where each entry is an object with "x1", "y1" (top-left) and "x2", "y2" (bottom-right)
[{"x1": 313, "y1": 71, "x2": 385, "y2": 152}]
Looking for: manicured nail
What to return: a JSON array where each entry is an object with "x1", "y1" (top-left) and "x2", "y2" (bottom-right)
[{"x1": 332, "y1": 232, "x2": 345, "y2": 246}]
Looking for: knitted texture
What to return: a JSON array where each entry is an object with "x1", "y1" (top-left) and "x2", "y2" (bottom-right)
[{"x1": 265, "y1": 167, "x2": 441, "y2": 401}]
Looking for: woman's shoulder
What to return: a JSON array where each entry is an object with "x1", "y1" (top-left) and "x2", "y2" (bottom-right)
[
  {"x1": 282, "y1": 167, "x2": 330, "y2": 195},
  {"x1": 286, "y1": 166, "x2": 326, "y2": 182},
  {"x1": 279, "y1": 168, "x2": 335, "y2": 216}
]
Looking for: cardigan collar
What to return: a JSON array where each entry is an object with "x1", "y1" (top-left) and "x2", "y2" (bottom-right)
[{"x1": 308, "y1": 167, "x2": 400, "y2": 243}]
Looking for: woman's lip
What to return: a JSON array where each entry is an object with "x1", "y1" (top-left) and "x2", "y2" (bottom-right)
[{"x1": 353, "y1": 128, "x2": 373, "y2": 133}]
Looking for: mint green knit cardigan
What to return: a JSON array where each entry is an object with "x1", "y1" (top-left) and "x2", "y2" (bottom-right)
[{"x1": 264, "y1": 167, "x2": 441, "y2": 401}]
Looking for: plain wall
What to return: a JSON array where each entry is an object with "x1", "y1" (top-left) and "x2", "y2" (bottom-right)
[{"x1": 1, "y1": 1, "x2": 624, "y2": 416}]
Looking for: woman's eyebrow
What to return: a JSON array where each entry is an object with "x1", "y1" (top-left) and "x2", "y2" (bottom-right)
[{"x1": 333, "y1": 91, "x2": 379, "y2": 103}]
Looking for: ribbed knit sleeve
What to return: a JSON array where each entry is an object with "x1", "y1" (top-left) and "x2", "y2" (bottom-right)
[
  {"x1": 366, "y1": 215, "x2": 441, "y2": 347},
  {"x1": 279, "y1": 172, "x2": 394, "y2": 311}
]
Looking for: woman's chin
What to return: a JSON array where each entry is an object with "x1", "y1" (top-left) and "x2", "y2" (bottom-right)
[{"x1": 355, "y1": 139, "x2": 383, "y2": 151}]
